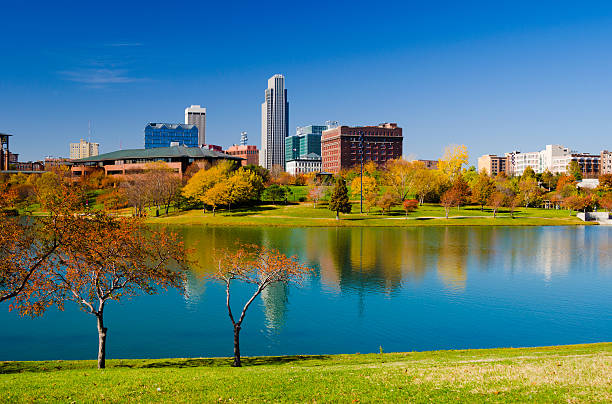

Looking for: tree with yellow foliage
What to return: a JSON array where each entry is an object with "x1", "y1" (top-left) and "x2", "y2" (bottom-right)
[
  {"x1": 438, "y1": 144, "x2": 469, "y2": 181},
  {"x1": 202, "y1": 182, "x2": 230, "y2": 216},
  {"x1": 182, "y1": 161, "x2": 235, "y2": 201},
  {"x1": 350, "y1": 176, "x2": 379, "y2": 213},
  {"x1": 385, "y1": 159, "x2": 424, "y2": 201}
]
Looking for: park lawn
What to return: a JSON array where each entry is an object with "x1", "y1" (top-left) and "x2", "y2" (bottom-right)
[
  {"x1": 148, "y1": 202, "x2": 589, "y2": 227},
  {"x1": 1, "y1": 343, "x2": 610, "y2": 403}
]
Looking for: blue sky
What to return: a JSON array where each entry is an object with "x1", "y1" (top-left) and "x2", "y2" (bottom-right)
[{"x1": 2, "y1": 1, "x2": 612, "y2": 163}]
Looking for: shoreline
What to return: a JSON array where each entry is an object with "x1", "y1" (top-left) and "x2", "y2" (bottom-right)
[
  {"x1": 2, "y1": 343, "x2": 610, "y2": 402},
  {"x1": 144, "y1": 203, "x2": 596, "y2": 228}
]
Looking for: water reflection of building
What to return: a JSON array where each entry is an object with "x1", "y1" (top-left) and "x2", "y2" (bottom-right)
[{"x1": 261, "y1": 282, "x2": 289, "y2": 332}]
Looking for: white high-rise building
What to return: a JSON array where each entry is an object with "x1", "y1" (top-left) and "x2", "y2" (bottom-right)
[
  {"x1": 70, "y1": 139, "x2": 99, "y2": 160},
  {"x1": 185, "y1": 105, "x2": 206, "y2": 146},
  {"x1": 260, "y1": 74, "x2": 289, "y2": 169}
]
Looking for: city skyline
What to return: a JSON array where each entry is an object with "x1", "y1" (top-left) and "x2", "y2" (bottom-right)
[{"x1": 3, "y1": 1, "x2": 612, "y2": 163}]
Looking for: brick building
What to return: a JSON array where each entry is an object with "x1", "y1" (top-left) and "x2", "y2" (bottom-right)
[
  {"x1": 477, "y1": 154, "x2": 508, "y2": 176},
  {"x1": 321, "y1": 123, "x2": 403, "y2": 173},
  {"x1": 224, "y1": 144, "x2": 259, "y2": 166},
  {"x1": 417, "y1": 159, "x2": 438, "y2": 170}
]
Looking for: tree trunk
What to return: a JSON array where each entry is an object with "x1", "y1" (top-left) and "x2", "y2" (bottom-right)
[
  {"x1": 336, "y1": 212, "x2": 339, "y2": 220},
  {"x1": 96, "y1": 314, "x2": 107, "y2": 369},
  {"x1": 232, "y1": 324, "x2": 242, "y2": 367},
  {"x1": 213, "y1": 206, "x2": 216, "y2": 216}
]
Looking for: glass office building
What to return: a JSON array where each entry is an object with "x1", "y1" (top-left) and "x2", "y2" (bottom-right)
[
  {"x1": 285, "y1": 125, "x2": 326, "y2": 163},
  {"x1": 144, "y1": 123, "x2": 199, "y2": 149}
]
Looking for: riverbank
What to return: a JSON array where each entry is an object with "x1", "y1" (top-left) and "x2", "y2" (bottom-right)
[
  {"x1": 1, "y1": 343, "x2": 609, "y2": 402},
  {"x1": 147, "y1": 202, "x2": 590, "y2": 227}
]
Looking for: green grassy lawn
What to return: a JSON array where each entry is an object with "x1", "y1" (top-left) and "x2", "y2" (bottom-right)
[
  {"x1": 1, "y1": 343, "x2": 610, "y2": 403},
  {"x1": 148, "y1": 201, "x2": 589, "y2": 227}
]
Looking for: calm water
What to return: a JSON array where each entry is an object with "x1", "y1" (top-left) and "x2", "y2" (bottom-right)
[{"x1": 1, "y1": 226, "x2": 611, "y2": 361}]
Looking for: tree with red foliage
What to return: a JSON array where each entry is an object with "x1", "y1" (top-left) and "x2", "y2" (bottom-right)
[
  {"x1": 599, "y1": 194, "x2": 612, "y2": 212},
  {"x1": 488, "y1": 191, "x2": 506, "y2": 218},
  {"x1": 212, "y1": 244, "x2": 314, "y2": 367},
  {"x1": 440, "y1": 188, "x2": 461, "y2": 219},
  {"x1": 562, "y1": 195, "x2": 588, "y2": 216},
  {"x1": 1, "y1": 184, "x2": 83, "y2": 304},
  {"x1": 402, "y1": 199, "x2": 418, "y2": 217},
  {"x1": 13, "y1": 212, "x2": 189, "y2": 369}
]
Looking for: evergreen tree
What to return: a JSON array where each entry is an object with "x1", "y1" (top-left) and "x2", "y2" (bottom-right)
[{"x1": 328, "y1": 177, "x2": 352, "y2": 220}]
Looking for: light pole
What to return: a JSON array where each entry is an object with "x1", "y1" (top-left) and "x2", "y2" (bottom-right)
[{"x1": 360, "y1": 131, "x2": 364, "y2": 214}]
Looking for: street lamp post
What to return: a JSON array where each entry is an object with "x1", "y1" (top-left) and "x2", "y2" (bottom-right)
[{"x1": 360, "y1": 132, "x2": 364, "y2": 214}]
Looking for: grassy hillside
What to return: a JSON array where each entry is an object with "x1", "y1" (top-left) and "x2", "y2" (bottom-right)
[
  {"x1": 1, "y1": 343, "x2": 610, "y2": 403},
  {"x1": 148, "y1": 202, "x2": 589, "y2": 227}
]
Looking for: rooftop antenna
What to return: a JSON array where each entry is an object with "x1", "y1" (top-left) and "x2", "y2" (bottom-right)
[
  {"x1": 325, "y1": 120, "x2": 339, "y2": 129},
  {"x1": 240, "y1": 131, "x2": 248, "y2": 146}
]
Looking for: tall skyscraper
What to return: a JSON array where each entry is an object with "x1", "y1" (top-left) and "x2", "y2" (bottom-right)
[
  {"x1": 70, "y1": 138, "x2": 99, "y2": 159},
  {"x1": 260, "y1": 74, "x2": 289, "y2": 169},
  {"x1": 185, "y1": 105, "x2": 206, "y2": 146}
]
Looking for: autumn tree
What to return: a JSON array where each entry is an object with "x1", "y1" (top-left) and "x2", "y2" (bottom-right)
[
  {"x1": 470, "y1": 172, "x2": 494, "y2": 210},
  {"x1": 212, "y1": 244, "x2": 313, "y2": 367},
  {"x1": 182, "y1": 160, "x2": 235, "y2": 202},
  {"x1": 14, "y1": 212, "x2": 189, "y2": 369},
  {"x1": 562, "y1": 195, "x2": 587, "y2": 216},
  {"x1": 328, "y1": 177, "x2": 352, "y2": 220},
  {"x1": 567, "y1": 160, "x2": 583, "y2": 181},
  {"x1": 541, "y1": 170, "x2": 555, "y2": 191},
  {"x1": 488, "y1": 191, "x2": 506, "y2": 218},
  {"x1": 202, "y1": 181, "x2": 230, "y2": 215},
  {"x1": 225, "y1": 168, "x2": 265, "y2": 210},
  {"x1": 597, "y1": 174, "x2": 612, "y2": 191},
  {"x1": 308, "y1": 185, "x2": 326, "y2": 208},
  {"x1": 351, "y1": 175, "x2": 379, "y2": 213},
  {"x1": 599, "y1": 194, "x2": 612, "y2": 212},
  {"x1": 385, "y1": 159, "x2": 422, "y2": 201},
  {"x1": 449, "y1": 176, "x2": 470, "y2": 209},
  {"x1": 0, "y1": 185, "x2": 83, "y2": 303},
  {"x1": 413, "y1": 168, "x2": 439, "y2": 205},
  {"x1": 143, "y1": 161, "x2": 182, "y2": 215},
  {"x1": 440, "y1": 188, "x2": 461, "y2": 219},
  {"x1": 518, "y1": 176, "x2": 542, "y2": 207},
  {"x1": 121, "y1": 175, "x2": 150, "y2": 217},
  {"x1": 377, "y1": 191, "x2": 398, "y2": 215},
  {"x1": 402, "y1": 199, "x2": 418, "y2": 217},
  {"x1": 438, "y1": 144, "x2": 469, "y2": 181},
  {"x1": 521, "y1": 166, "x2": 536, "y2": 181}
]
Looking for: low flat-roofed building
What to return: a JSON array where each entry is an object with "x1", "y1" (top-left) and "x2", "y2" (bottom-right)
[
  {"x1": 71, "y1": 145, "x2": 241, "y2": 178},
  {"x1": 416, "y1": 159, "x2": 438, "y2": 170},
  {"x1": 286, "y1": 153, "x2": 322, "y2": 175},
  {"x1": 225, "y1": 144, "x2": 259, "y2": 166}
]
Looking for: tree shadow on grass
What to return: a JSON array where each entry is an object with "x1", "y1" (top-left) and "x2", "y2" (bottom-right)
[
  {"x1": 137, "y1": 354, "x2": 332, "y2": 369},
  {"x1": 0, "y1": 355, "x2": 333, "y2": 374}
]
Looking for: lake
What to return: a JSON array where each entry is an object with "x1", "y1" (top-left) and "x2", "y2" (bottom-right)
[{"x1": 1, "y1": 225, "x2": 611, "y2": 361}]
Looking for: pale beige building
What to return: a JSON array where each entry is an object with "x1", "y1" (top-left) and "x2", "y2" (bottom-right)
[
  {"x1": 70, "y1": 139, "x2": 99, "y2": 160},
  {"x1": 601, "y1": 150, "x2": 612, "y2": 175},
  {"x1": 477, "y1": 154, "x2": 507, "y2": 176}
]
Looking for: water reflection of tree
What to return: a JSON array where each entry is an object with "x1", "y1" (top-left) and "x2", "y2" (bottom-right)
[{"x1": 436, "y1": 227, "x2": 468, "y2": 291}]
